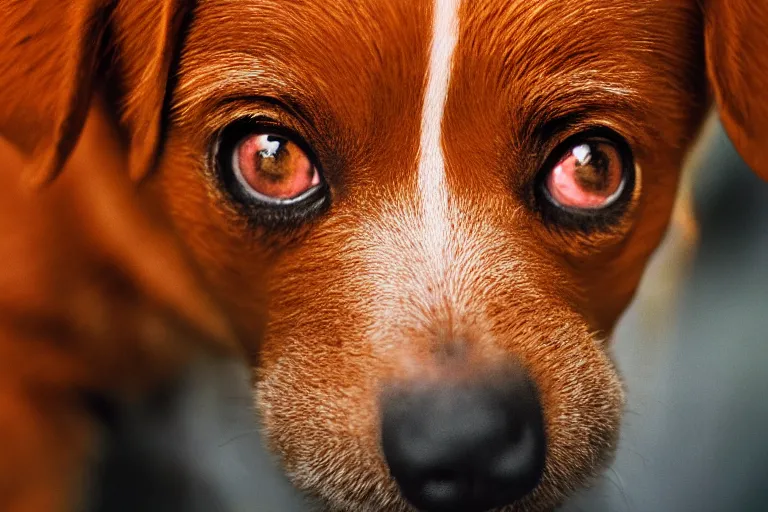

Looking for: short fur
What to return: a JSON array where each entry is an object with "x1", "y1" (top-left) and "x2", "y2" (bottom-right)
[
  {"x1": 0, "y1": 105, "x2": 239, "y2": 510},
  {"x1": 0, "y1": 0, "x2": 766, "y2": 510}
]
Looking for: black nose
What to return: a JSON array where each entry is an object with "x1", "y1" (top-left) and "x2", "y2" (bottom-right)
[{"x1": 381, "y1": 372, "x2": 545, "y2": 512}]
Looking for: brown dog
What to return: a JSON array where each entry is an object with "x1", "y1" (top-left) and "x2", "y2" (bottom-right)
[
  {"x1": 0, "y1": 105, "x2": 234, "y2": 510},
  {"x1": 1, "y1": 0, "x2": 767, "y2": 511},
  {"x1": 0, "y1": 37, "x2": 300, "y2": 512}
]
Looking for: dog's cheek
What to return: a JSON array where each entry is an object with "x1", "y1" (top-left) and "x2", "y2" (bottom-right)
[
  {"x1": 452, "y1": 234, "x2": 624, "y2": 510},
  {"x1": 523, "y1": 332, "x2": 624, "y2": 510},
  {"x1": 253, "y1": 223, "x2": 405, "y2": 510},
  {"x1": 478, "y1": 276, "x2": 625, "y2": 510},
  {"x1": 574, "y1": 160, "x2": 686, "y2": 332},
  {"x1": 145, "y1": 136, "x2": 395, "y2": 507},
  {"x1": 146, "y1": 140, "x2": 274, "y2": 346}
]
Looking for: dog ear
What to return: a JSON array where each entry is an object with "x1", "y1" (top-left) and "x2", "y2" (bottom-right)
[
  {"x1": 705, "y1": 1, "x2": 768, "y2": 180},
  {"x1": 0, "y1": 0, "x2": 188, "y2": 188}
]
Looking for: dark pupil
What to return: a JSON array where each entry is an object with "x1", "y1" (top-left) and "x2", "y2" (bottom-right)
[
  {"x1": 256, "y1": 136, "x2": 289, "y2": 183},
  {"x1": 573, "y1": 144, "x2": 610, "y2": 193}
]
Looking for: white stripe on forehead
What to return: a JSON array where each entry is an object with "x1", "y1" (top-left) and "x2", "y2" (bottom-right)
[{"x1": 419, "y1": 0, "x2": 460, "y2": 272}]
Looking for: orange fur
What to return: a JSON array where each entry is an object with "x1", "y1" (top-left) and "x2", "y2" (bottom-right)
[
  {"x1": 0, "y1": 0, "x2": 766, "y2": 510},
  {"x1": 0, "y1": 65, "x2": 237, "y2": 512}
]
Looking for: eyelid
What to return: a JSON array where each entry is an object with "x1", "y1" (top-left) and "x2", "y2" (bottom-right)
[
  {"x1": 202, "y1": 97, "x2": 320, "y2": 152},
  {"x1": 529, "y1": 108, "x2": 637, "y2": 151},
  {"x1": 220, "y1": 94, "x2": 317, "y2": 132}
]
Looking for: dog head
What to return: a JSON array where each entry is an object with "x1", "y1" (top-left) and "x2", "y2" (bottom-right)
[{"x1": 2, "y1": 0, "x2": 766, "y2": 511}]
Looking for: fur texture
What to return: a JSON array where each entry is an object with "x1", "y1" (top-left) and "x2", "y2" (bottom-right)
[
  {"x1": 0, "y1": 105, "x2": 238, "y2": 511},
  {"x1": 0, "y1": 0, "x2": 766, "y2": 510}
]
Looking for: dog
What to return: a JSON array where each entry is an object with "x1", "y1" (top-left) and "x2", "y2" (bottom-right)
[
  {"x1": 1, "y1": 0, "x2": 766, "y2": 511},
  {"x1": 0, "y1": 99, "x2": 306, "y2": 511}
]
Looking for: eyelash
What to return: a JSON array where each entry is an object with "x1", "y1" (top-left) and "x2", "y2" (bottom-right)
[
  {"x1": 532, "y1": 128, "x2": 636, "y2": 233},
  {"x1": 212, "y1": 119, "x2": 330, "y2": 229}
]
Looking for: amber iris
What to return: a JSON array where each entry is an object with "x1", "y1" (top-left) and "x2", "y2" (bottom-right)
[
  {"x1": 233, "y1": 134, "x2": 320, "y2": 201},
  {"x1": 545, "y1": 142, "x2": 624, "y2": 209}
]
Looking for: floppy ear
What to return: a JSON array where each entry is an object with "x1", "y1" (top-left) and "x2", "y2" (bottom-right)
[
  {"x1": 705, "y1": 0, "x2": 768, "y2": 180},
  {"x1": 0, "y1": 0, "x2": 188, "y2": 188}
]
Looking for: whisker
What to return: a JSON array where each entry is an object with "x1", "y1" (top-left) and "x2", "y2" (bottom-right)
[
  {"x1": 606, "y1": 467, "x2": 631, "y2": 512},
  {"x1": 218, "y1": 429, "x2": 261, "y2": 448}
]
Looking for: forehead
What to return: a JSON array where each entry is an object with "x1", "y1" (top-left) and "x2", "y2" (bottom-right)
[
  {"x1": 177, "y1": 0, "x2": 430, "y2": 139},
  {"x1": 176, "y1": 0, "x2": 703, "y2": 157}
]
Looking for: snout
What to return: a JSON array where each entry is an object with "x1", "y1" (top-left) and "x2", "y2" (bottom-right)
[{"x1": 381, "y1": 368, "x2": 546, "y2": 512}]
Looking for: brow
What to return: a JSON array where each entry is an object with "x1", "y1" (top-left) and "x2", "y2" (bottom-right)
[
  {"x1": 513, "y1": 76, "x2": 651, "y2": 149},
  {"x1": 172, "y1": 52, "x2": 318, "y2": 124}
]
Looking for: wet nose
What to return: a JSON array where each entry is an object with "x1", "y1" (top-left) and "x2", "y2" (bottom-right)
[{"x1": 381, "y1": 372, "x2": 545, "y2": 512}]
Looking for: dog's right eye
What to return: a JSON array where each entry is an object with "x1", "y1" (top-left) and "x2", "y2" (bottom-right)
[
  {"x1": 215, "y1": 122, "x2": 329, "y2": 226},
  {"x1": 232, "y1": 133, "x2": 321, "y2": 203}
]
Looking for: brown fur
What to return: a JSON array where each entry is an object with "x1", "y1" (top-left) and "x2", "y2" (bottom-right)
[
  {"x1": 0, "y1": 105, "x2": 239, "y2": 511},
  {"x1": 0, "y1": 0, "x2": 766, "y2": 510}
]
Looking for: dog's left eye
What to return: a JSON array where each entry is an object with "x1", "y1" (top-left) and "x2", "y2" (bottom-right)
[
  {"x1": 543, "y1": 140, "x2": 625, "y2": 210},
  {"x1": 215, "y1": 122, "x2": 330, "y2": 226},
  {"x1": 534, "y1": 130, "x2": 635, "y2": 231}
]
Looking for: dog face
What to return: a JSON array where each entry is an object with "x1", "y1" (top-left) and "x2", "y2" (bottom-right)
[
  {"x1": 155, "y1": 1, "x2": 713, "y2": 510},
  {"x1": 2, "y1": 0, "x2": 766, "y2": 511}
]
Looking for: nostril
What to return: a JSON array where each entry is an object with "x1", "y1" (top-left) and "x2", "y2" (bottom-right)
[
  {"x1": 421, "y1": 470, "x2": 467, "y2": 507},
  {"x1": 489, "y1": 426, "x2": 539, "y2": 480}
]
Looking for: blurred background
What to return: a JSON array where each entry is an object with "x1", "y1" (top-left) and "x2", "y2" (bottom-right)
[{"x1": 562, "y1": 115, "x2": 768, "y2": 512}]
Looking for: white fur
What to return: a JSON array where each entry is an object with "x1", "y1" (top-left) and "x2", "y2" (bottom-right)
[{"x1": 418, "y1": 0, "x2": 460, "y2": 274}]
